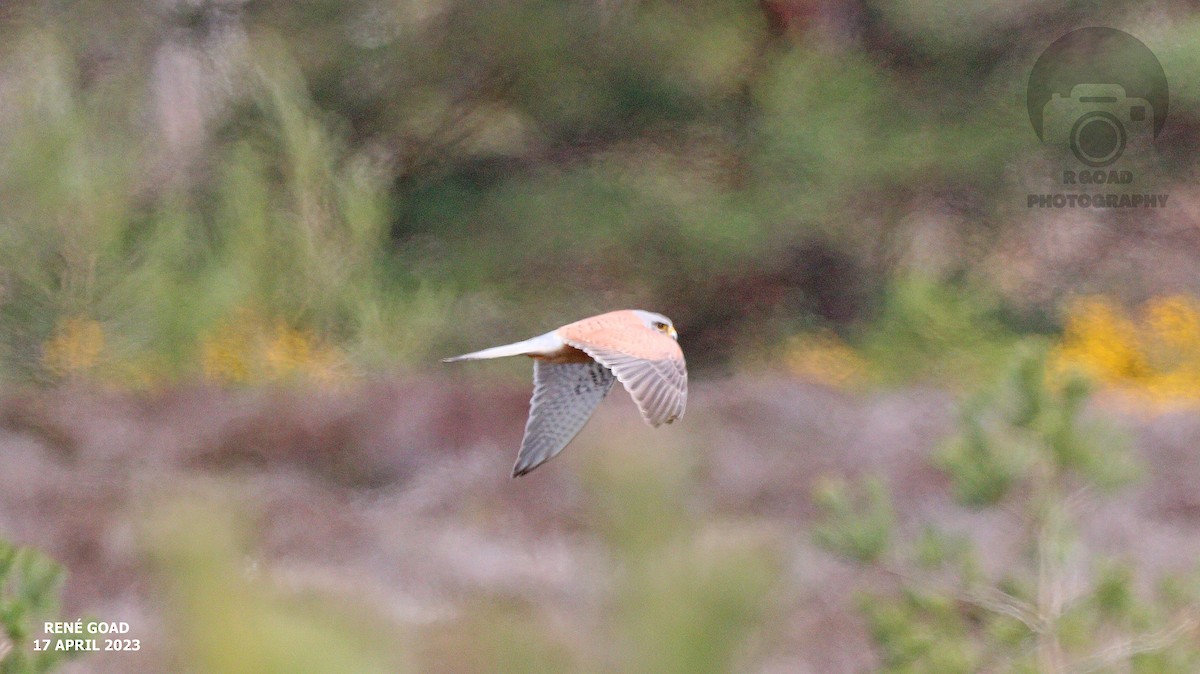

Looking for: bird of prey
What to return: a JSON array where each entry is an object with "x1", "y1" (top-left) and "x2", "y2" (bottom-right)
[{"x1": 443, "y1": 310, "x2": 688, "y2": 477}]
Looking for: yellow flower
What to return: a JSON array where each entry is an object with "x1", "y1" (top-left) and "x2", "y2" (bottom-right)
[
  {"x1": 201, "y1": 310, "x2": 346, "y2": 385},
  {"x1": 1049, "y1": 295, "x2": 1200, "y2": 412},
  {"x1": 1053, "y1": 297, "x2": 1148, "y2": 383},
  {"x1": 1143, "y1": 295, "x2": 1200, "y2": 375},
  {"x1": 784, "y1": 332, "x2": 868, "y2": 388},
  {"x1": 42, "y1": 316, "x2": 105, "y2": 377},
  {"x1": 263, "y1": 321, "x2": 345, "y2": 383},
  {"x1": 201, "y1": 311, "x2": 256, "y2": 383}
]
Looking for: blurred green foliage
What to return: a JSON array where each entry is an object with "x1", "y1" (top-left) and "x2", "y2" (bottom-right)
[
  {"x1": 937, "y1": 348, "x2": 1138, "y2": 505},
  {"x1": 858, "y1": 276, "x2": 1020, "y2": 385},
  {"x1": 5, "y1": 0, "x2": 1197, "y2": 383},
  {"x1": 0, "y1": 540, "x2": 77, "y2": 674},
  {"x1": 812, "y1": 475, "x2": 893, "y2": 563},
  {"x1": 815, "y1": 352, "x2": 1200, "y2": 672},
  {"x1": 4, "y1": 1, "x2": 1200, "y2": 671},
  {"x1": 150, "y1": 498, "x2": 409, "y2": 674},
  {"x1": 146, "y1": 448, "x2": 779, "y2": 674},
  {"x1": 0, "y1": 30, "x2": 447, "y2": 384},
  {"x1": 592, "y1": 450, "x2": 779, "y2": 674}
]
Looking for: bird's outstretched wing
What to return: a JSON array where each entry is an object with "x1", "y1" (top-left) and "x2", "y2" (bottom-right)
[
  {"x1": 558, "y1": 311, "x2": 687, "y2": 427},
  {"x1": 513, "y1": 359, "x2": 615, "y2": 477}
]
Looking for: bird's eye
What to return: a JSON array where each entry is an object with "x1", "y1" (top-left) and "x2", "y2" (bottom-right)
[{"x1": 653, "y1": 321, "x2": 668, "y2": 331}]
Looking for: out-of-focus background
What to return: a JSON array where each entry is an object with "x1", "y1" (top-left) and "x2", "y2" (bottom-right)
[{"x1": 3, "y1": 0, "x2": 1200, "y2": 672}]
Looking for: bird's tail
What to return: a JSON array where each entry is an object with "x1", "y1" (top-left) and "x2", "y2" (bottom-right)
[{"x1": 442, "y1": 335, "x2": 556, "y2": 362}]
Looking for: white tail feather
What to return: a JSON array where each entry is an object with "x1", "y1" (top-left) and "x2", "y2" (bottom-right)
[{"x1": 442, "y1": 333, "x2": 561, "y2": 362}]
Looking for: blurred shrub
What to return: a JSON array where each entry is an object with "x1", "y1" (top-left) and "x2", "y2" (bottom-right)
[
  {"x1": 0, "y1": 30, "x2": 458, "y2": 386},
  {"x1": 200, "y1": 310, "x2": 347, "y2": 385},
  {"x1": 9, "y1": 2, "x2": 1195, "y2": 384},
  {"x1": 4, "y1": 1, "x2": 1200, "y2": 385},
  {"x1": 424, "y1": 445, "x2": 780, "y2": 673},
  {"x1": 40, "y1": 318, "x2": 105, "y2": 379},
  {"x1": 0, "y1": 540, "x2": 78, "y2": 674},
  {"x1": 783, "y1": 330, "x2": 869, "y2": 389},
  {"x1": 939, "y1": 349, "x2": 1136, "y2": 505},
  {"x1": 592, "y1": 452, "x2": 779, "y2": 674},
  {"x1": 815, "y1": 351, "x2": 1199, "y2": 673},
  {"x1": 782, "y1": 276, "x2": 1024, "y2": 389},
  {"x1": 416, "y1": 600, "x2": 577, "y2": 674},
  {"x1": 858, "y1": 276, "x2": 1020, "y2": 385},
  {"x1": 147, "y1": 450, "x2": 780, "y2": 673},
  {"x1": 149, "y1": 498, "x2": 408, "y2": 674},
  {"x1": 811, "y1": 475, "x2": 892, "y2": 563}
]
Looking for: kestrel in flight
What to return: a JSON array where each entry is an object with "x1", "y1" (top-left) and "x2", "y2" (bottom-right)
[{"x1": 443, "y1": 310, "x2": 688, "y2": 477}]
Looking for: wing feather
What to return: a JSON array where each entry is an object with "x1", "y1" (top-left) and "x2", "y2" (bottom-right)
[
  {"x1": 512, "y1": 360, "x2": 615, "y2": 477},
  {"x1": 557, "y1": 312, "x2": 687, "y2": 427}
]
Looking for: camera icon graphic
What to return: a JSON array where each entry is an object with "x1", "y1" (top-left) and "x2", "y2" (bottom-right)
[{"x1": 1042, "y1": 83, "x2": 1153, "y2": 167}]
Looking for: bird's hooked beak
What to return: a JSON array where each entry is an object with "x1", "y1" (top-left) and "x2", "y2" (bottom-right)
[{"x1": 668, "y1": 325, "x2": 678, "y2": 340}]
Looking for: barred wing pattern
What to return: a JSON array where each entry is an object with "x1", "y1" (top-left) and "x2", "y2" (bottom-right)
[
  {"x1": 512, "y1": 359, "x2": 616, "y2": 477},
  {"x1": 572, "y1": 345, "x2": 687, "y2": 426},
  {"x1": 558, "y1": 312, "x2": 687, "y2": 427}
]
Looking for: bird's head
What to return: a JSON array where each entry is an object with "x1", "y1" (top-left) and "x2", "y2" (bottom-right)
[{"x1": 633, "y1": 310, "x2": 678, "y2": 340}]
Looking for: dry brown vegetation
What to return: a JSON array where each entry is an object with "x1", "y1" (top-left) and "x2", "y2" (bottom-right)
[{"x1": 3, "y1": 373, "x2": 1200, "y2": 672}]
